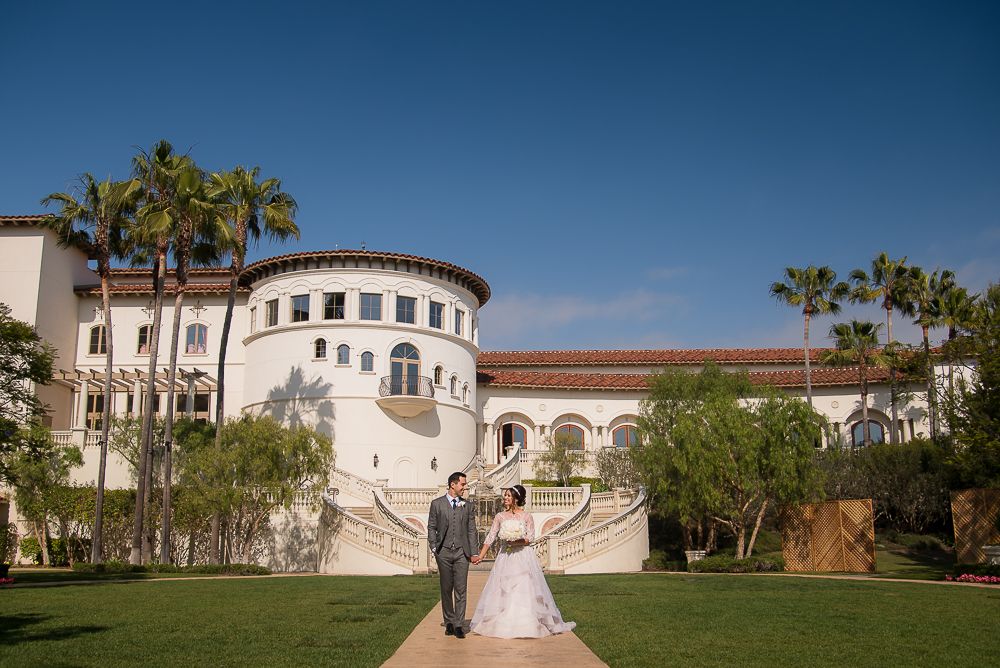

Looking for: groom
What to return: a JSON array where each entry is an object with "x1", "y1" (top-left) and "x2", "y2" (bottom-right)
[{"x1": 427, "y1": 471, "x2": 480, "y2": 639}]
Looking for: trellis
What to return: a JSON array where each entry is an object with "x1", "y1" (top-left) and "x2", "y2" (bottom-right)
[
  {"x1": 951, "y1": 488, "x2": 1000, "y2": 564},
  {"x1": 781, "y1": 499, "x2": 876, "y2": 572}
]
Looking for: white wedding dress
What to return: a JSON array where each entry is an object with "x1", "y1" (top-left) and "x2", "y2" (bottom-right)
[{"x1": 470, "y1": 510, "x2": 576, "y2": 639}]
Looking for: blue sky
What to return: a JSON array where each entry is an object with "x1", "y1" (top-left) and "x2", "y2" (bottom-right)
[{"x1": 2, "y1": 1, "x2": 998, "y2": 350}]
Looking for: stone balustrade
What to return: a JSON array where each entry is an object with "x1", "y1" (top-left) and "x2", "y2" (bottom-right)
[
  {"x1": 382, "y1": 488, "x2": 438, "y2": 510},
  {"x1": 529, "y1": 487, "x2": 584, "y2": 511}
]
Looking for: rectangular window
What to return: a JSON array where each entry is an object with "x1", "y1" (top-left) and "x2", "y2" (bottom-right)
[
  {"x1": 454, "y1": 309, "x2": 464, "y2": 336},
  {"x1": 429, "y1": 301, "x2": 444, "y2": 329},
  {"x1": 323, "y1": 292, "x2": 345, "y2": 320},
  {"x1": 360, "y1": 293, "x2": 382, "y2": 321},
  {"x1": 396, "y1": 296, "x2": 416, "y2": 324},
  {"x1": 137, "y1": 325, "x2": 151, "y2": 354},
  {"x1": 249, "y1": 306, "x2": 256, "y2": 333},
  {"x1": 291, "y1": 294, "x2": 310, "y2": 322},
  {"x1": 89, "y1": 326, "x2": 107, "y2": 355},
  {"x1": 265, "y1": 299, "x2": 278, "y2": 327}
]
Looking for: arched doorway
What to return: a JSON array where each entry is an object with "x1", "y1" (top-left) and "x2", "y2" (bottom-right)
[
  {"x1": 497, "y1": 422, "x2": 528, "y2": 462},
  {"x1": 390, "y1": 343, "x2": 420, "y2": 395}
]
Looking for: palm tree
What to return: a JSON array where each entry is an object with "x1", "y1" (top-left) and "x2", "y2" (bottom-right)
[
  {"x1": 850, "y1": 253, "x2": 914, "y2": 443},
  {"x1": 936, "y1": 284, "x2": 978, "y2": 428},
  {"x1": 769, "y1": 266, "x2": 849, "y2": 407},
  {"x1": 156, "y1": 166, "x2": 232, "y2": 564},
  {"x1": 128, "y1": 140, "x2": 191, "y2": 564},
  {"x1": 909, "y1": 267, "x2": 955, "y2": 438},
  {"x1": 206, "y1": 167, "x2": 298, "y2": 563},
  {"x1": 821, "y1": 320, "x2": 891, "y2": 446},
  {"x1": 41, "y1": 174, "x2": 139, "y2": 563}
]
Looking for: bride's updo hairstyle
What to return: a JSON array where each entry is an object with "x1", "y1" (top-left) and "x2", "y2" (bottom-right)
[{"x1": 509, "y1": 484, "x2": 527, "y2": 507}]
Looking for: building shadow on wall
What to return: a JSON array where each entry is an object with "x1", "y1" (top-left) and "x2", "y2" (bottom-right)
[
  {"x1": 264, "y1": 365, "x2": 336, "y2": 442},
  {"x1": 267, "y1": 512, "x2": 319, "y2": 572},
  {"x1": 379, "y1": 406, "x2": 442, "y2": 438}
]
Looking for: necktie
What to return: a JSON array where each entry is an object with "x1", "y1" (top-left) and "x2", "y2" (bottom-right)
[{"x1": 452, "y1": 499, "x2": 457, "y2": 509}]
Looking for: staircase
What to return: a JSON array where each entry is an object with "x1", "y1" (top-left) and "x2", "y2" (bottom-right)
[{"x1": 343, "y1": 506, "x2": 375, "y2": 522}]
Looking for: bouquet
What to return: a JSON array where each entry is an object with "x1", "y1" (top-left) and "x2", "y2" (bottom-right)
[{"x1": 498, "y1": 519, "x2": 525, "y2": 542}]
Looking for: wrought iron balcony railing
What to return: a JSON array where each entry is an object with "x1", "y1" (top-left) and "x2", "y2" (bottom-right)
[{"x1": 378, "y1": 375, "x2": 435, "y2": 399}]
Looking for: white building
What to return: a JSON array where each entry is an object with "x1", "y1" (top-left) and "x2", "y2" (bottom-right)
[{"x1": 0, "y1": 216, "x2": 930, "y2": 573}]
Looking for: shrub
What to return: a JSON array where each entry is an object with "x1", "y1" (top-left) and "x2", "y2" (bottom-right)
[
  {"x1": 70, "y1": 561, "x2": 271, "y2": 576},
  {"x1": 184, "y1": 563, "x2": 271, "y2": 576},
  {"x1": 0, "y1": 523, "x2": 17, "y2": 564},
  {"x1": 885, "y1": 531, "x2": 948, "y2": 552},
  {"x1": 642, "y1": 549, "x2": 686, "y2": 572},
  {"x1": 19, "y1": 535, "x2": 42, "y2": 564},
  {"x1": 952, "y1": 563, "x2": 1000, "y2": 578},
  {"x1": 687, "y1": 554, "x2": 784, "y2": 573}
]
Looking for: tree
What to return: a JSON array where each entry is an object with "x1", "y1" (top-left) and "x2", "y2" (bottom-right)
[
  {"x1": 41, "y1": 174, "x2": 139, "y2": 563},
  {"x1": 908, "y1": 267, "x2": 955, "y2": 438},
  {"x1": 635, "y1": 364, "x2": 824, "y2": 558},
  {"x1": 595, "y1": 446, "x2": 639, "y2": 490},
  {"x1": 206, "y1": 166, "x2": 298, "y2": 562},
  {"x1": 0, "y1": 303, "x2": 56, "y2": 485},
  {"x1": 769, "y1": 265, "x2": 849, "y2": 407},
  {"x1": 821, "y1": 320, "x2": 892, "y2": 446},
  {"x1": 534, "y1": 432, "x2": 585, "y2": 487},
  {"x1": 178, "y1": 415, "x2": 334, "y2": 563},
  {"x1": 944, "y1": 283, "x2": 1000, "y2": 487},
  {"x1": 156, "y1": 165, "x2": 231, "y2": 564},
  {"x1": 128, "y1": 139, "x2": 191, "y2": 564},
  {"x1": 850, "y1": 253, "x2": 914, "y2": 443},
  {"x1": 8, "y1": 434, "x2": 82, "y2": 566}
]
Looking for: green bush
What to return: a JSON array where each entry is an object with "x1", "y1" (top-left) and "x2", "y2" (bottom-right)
[
  {"x1": 884, "y1": 531, "x2": 948, "y2": 552},
  {"x1": 642, "y1": 549, "x2": 686, "y2": 572},
  {"x1": 953, "y1": 563, "x2": 1000, "y2": 577},
  {"x1": 71, "y1": 561, "x2": 271, "y2": 576},
  {"x1": 0, "y1": 523, "x2": 18, "y2": 564},
  {"x1": 522, "y1": 477, "x2": 610, "y2": 493},
  {"x1": 19, "y1": 535, "x2": 42, "y2": 564},
  {"x1": 687, "y1": 554, "x2": 784, "y2": 573}
]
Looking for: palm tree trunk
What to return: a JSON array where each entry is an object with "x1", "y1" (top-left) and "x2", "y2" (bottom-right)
[
  {"x1": 886, "y1": 307, "x2": 899, "y2": 444},
  {"x1": 130, "y1": 250, "x2": 166, "y2": 564},
  {"x1": 159, "y1": 284, "x2": 186, "y2": 564},
  {"x1": 922, "y1": 325, "x2": 937, "y2": 439},
  {"x1": 92, "y1": 274, "x2": 113, "y2": 564},
  {"x1": 207, "y1": 270, "x2": 239, "y2": 564},
  {"x1": 803, "y1": 311, "x2": 813, "y2": 407},
  {"x1": 860, "y1": 365, "x2": 871, "y2": 447}
]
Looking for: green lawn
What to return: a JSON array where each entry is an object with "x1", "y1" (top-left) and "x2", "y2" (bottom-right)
[
  {"x1": 1, "y1": 575, "x2": 439, "y2": 667},
  {"x1": 550, "y1": 573, "x2": 1000, "y2": 667},
  {"x1": 5, "y1": 567, "x2": 223, "y2": 585}
]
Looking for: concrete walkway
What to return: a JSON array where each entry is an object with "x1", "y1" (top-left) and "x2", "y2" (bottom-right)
[{"x1": 382, "y1": 571, "x2": 607, "y2": 668}]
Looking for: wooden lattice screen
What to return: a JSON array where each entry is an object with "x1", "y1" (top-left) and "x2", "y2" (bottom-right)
[
  {"x1": 951, "y1": 488, "x2": 1000, "y2": 564},
  {"x1": 781, "y1": 499, "x2": 875, "y2": 573}
]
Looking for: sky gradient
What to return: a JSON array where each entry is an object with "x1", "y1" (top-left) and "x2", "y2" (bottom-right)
[{"x1": 2, "y1": 1, "x2": 998, "y2": 351}]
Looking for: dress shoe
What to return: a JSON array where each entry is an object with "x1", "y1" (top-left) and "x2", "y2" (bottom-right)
[
  {"x1": 445, "y1": 623, "x2": 454, "y2": 636},
  {"x1": 454, "y1": 626, "x2": 466, "y2": 639}
]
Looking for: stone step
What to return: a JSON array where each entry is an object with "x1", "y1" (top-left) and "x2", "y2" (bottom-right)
[{"x1": 344, "y1": 506, "x2": 375, "y2": 521}]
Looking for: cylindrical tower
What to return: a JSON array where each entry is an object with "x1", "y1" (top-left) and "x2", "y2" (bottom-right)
[{"x1": 240, "y1": 250, "x2": 490, "y2": 487}]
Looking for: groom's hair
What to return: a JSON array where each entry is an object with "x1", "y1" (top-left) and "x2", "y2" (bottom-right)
[{"x1": 448, "y1": 471, "x2": 466, "y2": 486}]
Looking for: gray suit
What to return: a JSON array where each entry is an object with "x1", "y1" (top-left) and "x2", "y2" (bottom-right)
[{"x1": 427, "y1": 494, "x2": 479, "y2": 629}]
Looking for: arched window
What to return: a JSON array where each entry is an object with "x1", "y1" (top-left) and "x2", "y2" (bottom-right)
[
  {"x1": 137, "y1": 325, "x2": 152, "y2": 354},
  {"x1": 555, "y1": 424, "x2": 585, "y2": 449},
  {"x1": 314, "y1": 338, "x2": 327, "y2": 359},
  {"x1": 851, "y1": 420, "x2": 885, "y2": 446},
  {"x1": 390, "y1": 344, "x2": 420, "y2": 394},
  {"x1": 361, "y1": 351, "x2": 374, "y2": 372},
  {"x1": 462, "y1": 384, "x2": 469, "y2": 405},
  {"x1": 434, "y1": 365, "x2": 444, "y2": 386},
  {"x1": 337, "y1": 344, "x2": 350, "y2": 365},
  {"x1": 89, "y1": 325, "x2": 106, "y2": 355},
  {"x1": 450, "y1": 375, "x2": 458, "y2": 396},
  {"x1": 186, "y1": 323, "x2": 208, "y2": 354},
  {"x1": 612, "y1": 425, "x2": 638, "y2": 448}
]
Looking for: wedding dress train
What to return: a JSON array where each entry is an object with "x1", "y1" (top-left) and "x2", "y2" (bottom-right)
[{"x1": 470, "y1": 510, "x2": 576, "y2": 639}]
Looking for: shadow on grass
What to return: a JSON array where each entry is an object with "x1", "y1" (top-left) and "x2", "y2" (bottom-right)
[
  {"x1": 874, "y1": 548, "x2": 954, "y2": 580},
  {"x1": 0, "y1": 613, "x2": 108, "y2": 646}
]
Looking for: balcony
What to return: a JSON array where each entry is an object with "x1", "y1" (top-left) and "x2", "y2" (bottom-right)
[{"x1": 375, "y1": 375, "x2": 437, "y2": 418}]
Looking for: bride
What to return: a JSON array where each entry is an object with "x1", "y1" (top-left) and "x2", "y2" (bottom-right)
[{"x1": 470, "y1": 484, "x2": 576, "y2": 638}]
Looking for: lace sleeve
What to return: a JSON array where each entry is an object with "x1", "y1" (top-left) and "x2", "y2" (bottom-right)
[
  {"x1": 484, "y1": 513, "x2": 502, "y2": 546},
  {"x1": 523, "y1": 512, "x2": 535, "y2": 542}
]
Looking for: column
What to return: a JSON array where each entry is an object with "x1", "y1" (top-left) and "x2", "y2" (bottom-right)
[
  {"x1": 486, "y1": 423, "x2": 496, "y2": 464},
  {"x1": 278, "y1": 292, "x2": 290, "y2": 325},
  {"x1": 347, "y1": 288, "x2": 361, "y2": 322},
  {"x1": 310, "y1": 289, "x2": 322, "y2": 321},
  {"x1": 132, "y1": 378, "x2": 143, "y2": 416},
  {"x1": 75, "y1": 382, "x2": 90, "y2": 428},
  {"x1": 590, "y1": 426, "x2": 600, "y2": 451},
  {"x1": 386, "y1": 289, "x2": 397, "y2": 323},
  {"x1": 533, "y1": 424, "x2": 542, "y2": 449},
  {"x1": 418, "y1": 295, "x2": 427, "y2": 327}
]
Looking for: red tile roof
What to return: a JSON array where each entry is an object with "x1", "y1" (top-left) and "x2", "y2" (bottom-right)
[
  {"x1": 241, "y1": 249, "x2": 491, "y2": 306},
  {"x1": 477, "y1": 348, "x2": 828, "y2": 366},
  {"x1": 75, "y1": 283, "x2": 248, "y2": 296},
  {"x1": 0, "y1": 214, "x2": 47, "y2": 223},
  {"x1": 110, "y1": 267, "x2": 231, "y2": 276},
  {"x1": 476, "y1": 367, "x2": 889, "y2": 390}
]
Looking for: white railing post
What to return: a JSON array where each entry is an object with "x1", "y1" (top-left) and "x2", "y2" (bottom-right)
[{"x1": 547, "y1": 535, "x2": 560, "y2": 570}]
